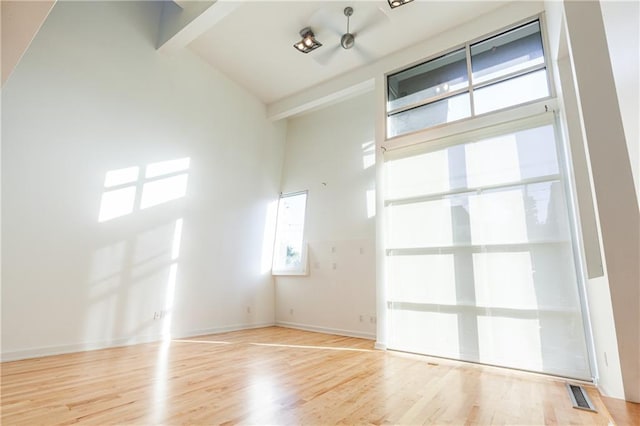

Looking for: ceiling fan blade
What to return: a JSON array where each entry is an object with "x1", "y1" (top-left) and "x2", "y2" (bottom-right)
[
  {"x1": 313, "y1": 44, "x2": 341, "y2": 66},
  {"x1": 308, "y1": 7, "x2": 343, "y2": 37},
  {"x1": 354, "y1": 44, "x2": 377, "y2": 64},
  {"x1": 355, "y1": 6, "x2": 391, "y2": 37}
]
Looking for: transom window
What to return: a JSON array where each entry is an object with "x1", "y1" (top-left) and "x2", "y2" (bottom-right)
[{"x1": 386, "y1": 19, "x2": 549, "y2": 138}]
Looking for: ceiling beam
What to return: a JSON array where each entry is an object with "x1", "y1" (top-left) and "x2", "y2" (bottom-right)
[{"x1": 157, "y1": 0, "x2": 242, "y2": 54}]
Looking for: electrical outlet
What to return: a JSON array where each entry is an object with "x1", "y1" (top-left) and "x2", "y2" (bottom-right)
[
  {"x1": 289, "y1": 308, "x2": 294, "y2": 315},
  {"x1": 370, "y1": 316, "x2": 377, "y2": 324},
  {"x1": 332, "y1": 263, "x2": 337, "y2": 270},
  {"x1": 246, "y1": 306, "x2": 251, "y2": 314},
  {"x1": 359, "y1": 315, "x2": 364, "y2": 322}
]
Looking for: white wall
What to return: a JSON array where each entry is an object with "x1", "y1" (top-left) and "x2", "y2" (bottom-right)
[
  {"x1": 544, "y1": 0, "x2": 640, "y2": 402},
  {"x1": 275, "y1": 92, "x2": 377, "y2": 339},
  {"x1": 601, "y1": 0, "x2": 640, "y2": 205},
  {"x1": 1, "y1": 0, "x2": 286, "y2": 360}
]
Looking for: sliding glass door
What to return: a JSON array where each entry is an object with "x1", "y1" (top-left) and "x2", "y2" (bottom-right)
[{"x1": 384, "y1": 123, "x2": 591, "y2": 380}]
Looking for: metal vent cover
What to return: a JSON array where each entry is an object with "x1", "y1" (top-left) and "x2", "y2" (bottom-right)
[{"x1": 566, "y1": 383, "x2": 597, "y2": 412}]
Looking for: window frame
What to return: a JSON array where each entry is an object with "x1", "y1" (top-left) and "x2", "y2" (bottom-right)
[
  {"x1": 384, "y1": 14, "x2": 554, "y2": 140},
  {"x1": 271, "y1": 190, "x2": 309, "y2": 276}
]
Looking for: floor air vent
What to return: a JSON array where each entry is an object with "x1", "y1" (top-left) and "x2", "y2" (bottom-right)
[{"x1": 566, "y1": 383, "x2": 597, "y2": 412}]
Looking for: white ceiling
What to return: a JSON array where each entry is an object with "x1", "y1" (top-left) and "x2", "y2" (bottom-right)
[{"x1": 186, "y1": 1, "x2": 511, "y2": 104}]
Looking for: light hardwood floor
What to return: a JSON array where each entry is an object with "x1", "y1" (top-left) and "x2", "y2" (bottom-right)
[{"x1": 1, "y1": 326, "x2": 636, "y2": 425}]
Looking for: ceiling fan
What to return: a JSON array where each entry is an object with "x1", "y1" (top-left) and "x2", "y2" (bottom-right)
[
  {"x1": 340, "y1": 7, "x2": 356, "y2": 50},
  {"x1": 312, "y1": 5, "x2": 390, "y2": 66}
]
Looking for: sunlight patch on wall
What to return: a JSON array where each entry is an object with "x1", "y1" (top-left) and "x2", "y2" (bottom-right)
[
  {"x1": 366, "y1": 189, "x2": 376, "y2": 218},
  {"x1": 362, "y1": 141, "x2": 375, "y2": 169},
  {"x1": 140, "y1": 174, "x2": 189, "y2": 210},
  {"x1": 146, "y1": 158, "x2": 190, "y2": 179},
  {"x1": 98, "y1": 187, "x2": 137, "y2": 222},
  {"x1": 98, "y1": 157, "x2": 190, "y2": 222},
  {"x1": 85, "y1": 221, "x2": 178, "y2": 344},
  {"x1": 162, "y1": 218, "x2": 184, "y2": 340},
  {"x1": 104, "y1": 166, "x2": 139, "y2": 187}
]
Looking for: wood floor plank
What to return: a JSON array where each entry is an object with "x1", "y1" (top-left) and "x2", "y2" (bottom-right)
[{"x1": 1, "y1": 326, "x2": 633, "y2": 425}]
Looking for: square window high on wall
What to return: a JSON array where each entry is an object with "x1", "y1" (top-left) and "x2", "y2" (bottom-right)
[{"x1": 386, "y1": 19, "x2": 550, "y2": 138}]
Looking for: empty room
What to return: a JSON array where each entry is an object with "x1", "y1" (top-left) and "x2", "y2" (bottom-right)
[{"x1": 1, "y1": 0, "x2": 638, "y2": 424}]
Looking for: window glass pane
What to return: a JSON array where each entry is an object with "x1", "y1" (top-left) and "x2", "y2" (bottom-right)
[
  {"x1": 388, "y1": 49, "x2": 468, "y2": 111},
  {"x1": 387, "y1": 92, "x2": 471, "y2": 138},
  {"x1": 477, "y1": 315, "x2": 543, "y2": 371},
  {"x1": 272, "y1": 192, "x2": 307, "y2": 272},
  {"x1": 523, "y1": 181, "x2": 572, "y2": 241},
  {"x1": 386, "y1": 125, "x2": 559, "y2": 199},
  {"x1": 468, "y1": 187, "x2": 534, "y2": 245},
  {"x1": 388, "y1": 182, "x2": 571, "y2": 249},
  {"x1": 474, "y1": 70, "x2": 549, "y2": 115},
  {"x1": 465, "y1": 124, "x2": 558, "y2": 187},
  {"x1": 473, "y1": 251, "x2": 538, "y2": 309},
  {"x1": 388, "y1": 309, "x2": 460, "y2": 359},
  {"x1": 385, "y1": 124, "x2": 591, "y2": 379},
  {"x1": 385, "y1": 149, "x2": 450, "y2": 199},
  {"x1": 388, "y1": 181, "x2": 571, "y2": 249},
  {"x1": 387, "y1": 199, "x2": 453, "y2": 248},
  {"x1": 471, "y1": 21, "x2": 544, "y2": 84},
  {"x1": 387, "y1": 254, "x2": 457, "y2": 304}
]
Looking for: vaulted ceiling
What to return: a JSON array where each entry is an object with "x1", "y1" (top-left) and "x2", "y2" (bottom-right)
[
  {"x1": 3, "y1": 1, "x2": 514, "y2": 105},
  {"x1": 177, "y1": 1, "x2": 512, "y2": 104}
]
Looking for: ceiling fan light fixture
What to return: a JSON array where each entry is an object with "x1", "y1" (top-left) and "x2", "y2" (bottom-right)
[
  {"x1": 340, "y1": 7, "x2": 355, "y2": 50},
  {"x1": 341, "y1": 33, "x2": 355, "y2": 50},
  {"x1": 388, "y1": 0, "x2": 413, "y2": 8},
  {"x1": 294, "y1": 27, "x2": 322, "y2": 53}
]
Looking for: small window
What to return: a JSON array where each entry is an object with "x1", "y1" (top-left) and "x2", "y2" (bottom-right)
[
  {"x1": 386, "y1": 18, "x2": 550, "y2": 138},
  {"x1": 272, "y1": 191, "x2": 308, "y2": 275}
]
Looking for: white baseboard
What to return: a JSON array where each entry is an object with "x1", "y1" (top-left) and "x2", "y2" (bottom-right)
[
  {"x1": 1, "y1": 321, "x2": 275, "y2": 362},
  {"x1": 374, "y1": 341, "x2": 387, "y2": 350},
  {"x1": 275, "y1": 320, "x2": 376, "y2": 341},
  {"x1": 596, "y1": 382, "x2": 626, "y2": 401},
  {"x1": 172, "y1": 322, "x2": 275, "y2": 341}
]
